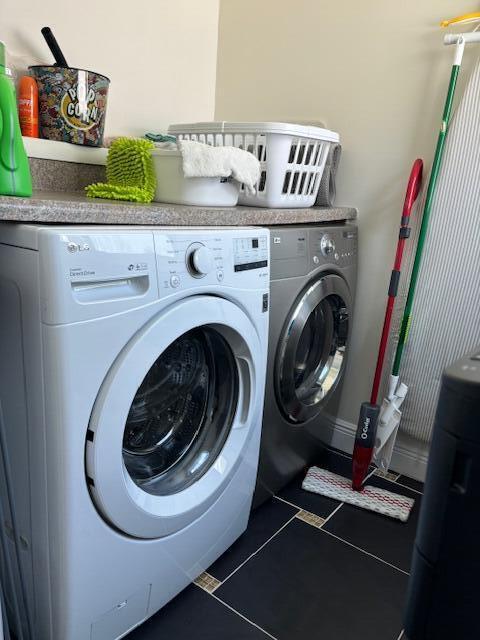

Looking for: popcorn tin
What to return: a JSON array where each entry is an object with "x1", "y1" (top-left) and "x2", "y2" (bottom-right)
[{"x1": 29, "y1": 65, "x2": 109, "y2": 147}]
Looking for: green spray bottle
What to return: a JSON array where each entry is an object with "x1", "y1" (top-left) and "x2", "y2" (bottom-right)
[{"x1": 0, "y1": 41, "x2": 32, "y2": 197}]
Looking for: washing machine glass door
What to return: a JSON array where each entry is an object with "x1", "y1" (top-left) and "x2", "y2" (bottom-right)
[
  {"x1": 276, "y1": 274, "x2": 351, "y2": 423},
  {"x1": 86, "y1": 295, "x2": 261, "y2": 539},
  {"x1": 122, "y1": 325, "x2": 238, "y2": 495}
]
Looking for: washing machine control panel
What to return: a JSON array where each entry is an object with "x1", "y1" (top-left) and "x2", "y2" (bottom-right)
[
  {"x1": 154, "y1": 229, "x2": 269, "y2": 292},
  {"x1": 35, "y1": 227, "x2": 269, "y2": 324},
  {"x1": 233, "y1": 236, "x2": 269, "y2": 273},
  {"x1": 185, "y1": 243, "x2": 214, "y2": 277}
]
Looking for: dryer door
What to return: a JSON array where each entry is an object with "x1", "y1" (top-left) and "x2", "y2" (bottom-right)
[
  {"x1": 86, "y1": 295, "x2": 261, "y2": 539},
  {"x1": 275, "y1": 274, "x2": 351, "y2": 423}
]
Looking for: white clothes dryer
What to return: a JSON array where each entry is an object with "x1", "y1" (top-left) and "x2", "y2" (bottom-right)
[{"x1": 0, "y1": 225, "x2": 269, "y2": 640}]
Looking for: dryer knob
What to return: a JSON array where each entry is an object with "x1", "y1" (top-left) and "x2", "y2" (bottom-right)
[
  {"x1": 320, "y1": 234, "x2": 335, "y2": 257},
  {"x1": 191, "y1": 245, "x2": 213, "y2": 276}
]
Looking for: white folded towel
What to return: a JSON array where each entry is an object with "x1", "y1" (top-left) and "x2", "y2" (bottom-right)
[{"x1": 178, "y1": 139, "x2": 261, "y2": 194}]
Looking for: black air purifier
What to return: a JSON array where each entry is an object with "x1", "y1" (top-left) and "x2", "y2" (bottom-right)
[{"x1": 404, "y1": 347, "x2": 480, "y2": 639}]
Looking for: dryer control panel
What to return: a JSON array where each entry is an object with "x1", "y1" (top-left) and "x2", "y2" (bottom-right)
[
  {"x1": 310, "y1": 225, "x2": 357, "y2": 268},
  {"x1": 270, "y1": 224, "x2": 357, "y2": 280}
]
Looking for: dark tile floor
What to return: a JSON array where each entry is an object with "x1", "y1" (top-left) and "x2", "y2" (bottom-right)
[{"x1": 127, "y1": 449, "x2": 423, "y2": 640}]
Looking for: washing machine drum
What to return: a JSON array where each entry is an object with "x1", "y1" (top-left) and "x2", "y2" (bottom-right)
[
  {"x1": 275, "y1": 273, "x2": 351, "y2": 424},
  {"x1": 86, "y1": 295, "x2": 260, "y2": 539},
  {"x1": 122, "y1": 327, "x2": 237, "y2": 495}
]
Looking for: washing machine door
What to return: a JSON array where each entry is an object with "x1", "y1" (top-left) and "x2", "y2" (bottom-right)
[
  {"x1": 86, "y1": 295, "x2": 261, "y2": 539},
  {"x1": 275, "y1": 273, "x2": 351, "y2": 424}
]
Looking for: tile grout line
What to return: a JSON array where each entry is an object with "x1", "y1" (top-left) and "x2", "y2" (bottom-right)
[
  {"x1": 208, "y1": 590, "x2": 278, "y2": 640},
  {"x1": 319, "y1": 501, "x2": 344, "y2": 526},
  {"x1": 393, "y1": 480, "x2": 423, "y2": 496},
  {"x1": 319, "y1": 528, "x2": 410, "y2": 576},
  {"x1": 215, "y1": 512, "x2": 300, "y2": 587},
  {"x1": 274, "y1": 494, "x2": 344, "y2": 525},
  {"x1": 274, "y1": 495, "x2": 304, "y2": 510}
]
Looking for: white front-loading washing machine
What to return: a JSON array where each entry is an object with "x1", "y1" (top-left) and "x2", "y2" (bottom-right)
[{"x1": 0, "y1": 224, "x2": 269, "y2": 640}]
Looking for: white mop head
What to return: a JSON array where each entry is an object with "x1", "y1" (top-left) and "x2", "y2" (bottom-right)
[{"x1": 302, "y1": 467, "x2": 415, "y2": 522}]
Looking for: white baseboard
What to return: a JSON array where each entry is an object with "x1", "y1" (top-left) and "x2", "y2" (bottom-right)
[{"x1": 321, "y1": 413, "x2": 429, "y2": 482}]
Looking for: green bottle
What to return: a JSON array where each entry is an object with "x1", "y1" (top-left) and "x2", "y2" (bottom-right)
[{"x1": 0, "y1": 41, "x2": 32, "y2": 197}]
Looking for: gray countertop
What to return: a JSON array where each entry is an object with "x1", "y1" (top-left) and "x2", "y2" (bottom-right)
[{"x1": 0, "y1": 191, "x2": 357, "y2": 226}]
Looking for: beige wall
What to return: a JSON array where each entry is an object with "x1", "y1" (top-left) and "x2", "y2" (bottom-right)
[
  {"x1": 216, "y1": 0, "x2": 478, "y2": 433},
  {"x1": 3, "y1": 0, "x2": 220, "y2": 137}
]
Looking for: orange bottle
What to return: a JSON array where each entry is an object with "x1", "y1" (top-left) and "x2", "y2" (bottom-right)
[{"x1": 18, "y1": 76, "x2": 39, "y2": 138}]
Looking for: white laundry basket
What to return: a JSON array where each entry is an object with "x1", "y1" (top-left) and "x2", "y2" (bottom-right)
[{"x1": 168, "y1": 121, "x2": 339, "y2": 208}]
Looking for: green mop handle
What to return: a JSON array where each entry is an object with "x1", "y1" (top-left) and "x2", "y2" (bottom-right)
[{"x1": 391, "y1": 38, "x2": 465, "y2": 376}]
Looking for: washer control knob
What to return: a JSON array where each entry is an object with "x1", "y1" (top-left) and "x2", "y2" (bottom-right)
[
  {"x1": 320, "y1": 234, "x2": 335, "y2": 257},
  {"x1": 189, "y1": 244, "x2": 213, "y2": 277}
]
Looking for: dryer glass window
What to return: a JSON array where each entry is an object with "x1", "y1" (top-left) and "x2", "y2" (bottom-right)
[
  {"x1": 294, "y1": 295, "x2": 348, "y2": 404},
  {"x1": 122, "y1": 327, "x2": 239, "y2": 495},
  {"x1": 276, "y1": 274, "x2": 350, "y2": 424}
]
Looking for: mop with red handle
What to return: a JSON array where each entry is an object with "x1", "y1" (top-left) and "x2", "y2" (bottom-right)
[
  {"x1": 351, "y1": 159, "x2": 423, "y2": 491},
  {"x1": 302, "y1": 161, "x2": 422, "y2": 522}
]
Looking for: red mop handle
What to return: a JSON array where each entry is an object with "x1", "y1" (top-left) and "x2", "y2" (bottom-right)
[
  {"x1": 370, "y1": 159, "x2": 423, "y2": 405},
  {"x1": 353, "y1": 160, "x2": 423, "y2": 491}
]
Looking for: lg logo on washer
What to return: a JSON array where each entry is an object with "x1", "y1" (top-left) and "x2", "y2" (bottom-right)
[
  {"x1": 67, "y1": 241, "x2": 90, "y2": 253},
  {"x1": 128, "y1": 263, "x2": 148, "y2": 272}
]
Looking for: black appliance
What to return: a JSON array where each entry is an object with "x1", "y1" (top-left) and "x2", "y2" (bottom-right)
[{"x1": 404, "y1": 347, "x2": 480, "y2": 639}]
